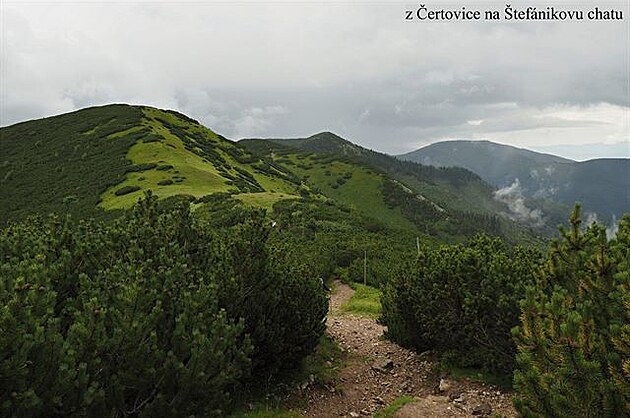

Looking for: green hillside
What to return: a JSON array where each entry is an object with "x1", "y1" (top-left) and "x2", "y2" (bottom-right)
[
  {"x1": 245, "y1": 133, "x2": 507, "y2": 214},
  {"x1": 1, "y1": 105, "x2": 545, "y2": 245},
  {"x1": 241, "y1": 135, "x2": 544, "y2": 244},
  {"x1": 271, "y1": 152, "x2": 417, "y2": 231},
  {"x1": 1, "y1": 105, "x2": 144, "y2": 221},
  {"x1": 0, "y1": 104, "x2": 301, "y2": 222}
]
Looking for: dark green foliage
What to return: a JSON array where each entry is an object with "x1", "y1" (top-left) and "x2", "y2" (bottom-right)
[
  {"x1": 241, "y1": 136, "x2": 543, "y2": 244},
  {"x1": 512, "y1": 206, "x2": 630, "y2": 417},
  {"x1": 141, "y1": 134, "x2": 162, "y2": 143},
  {"x1": 0, "y1": 104, "x2": 145, "y2": 222},
  {"x1": 210, "y1": 215, "x2": 328, "y2": 378},
  {"x1": 269, "y1": 197, "x2": 417, "y2": 288},
  {"x1": 0, "y1": 196, "x2": 249, "y2": 415},
  {"x1": 381, "y1": 235, "x2": 541, "y2": 374},
  {"x1": 382, "y1": 178, "x2": 504, "y2": 240},
  {"x1": 113, "y1": 185, "x2": 140, "y2": 196},
  {"x1": 125, "y1": 162, "x2": 158, "y2": 172},
  {"x1": 0, "y1": 193, "x2": 328, "y2": 415},
  {"x1": 156, "y1": 164, "x2": 174, "y2": 171},
  {"x1": 157, "y1": 179, "x2": 174, "y2": 186},
  {"x1": 162, "y1": 109, "x2": 200, "y2": 125}
]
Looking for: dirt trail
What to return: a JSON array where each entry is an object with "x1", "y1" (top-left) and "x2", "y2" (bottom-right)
[{"x1": 292, "y1": 281, "x2": 517, "y2": 418}]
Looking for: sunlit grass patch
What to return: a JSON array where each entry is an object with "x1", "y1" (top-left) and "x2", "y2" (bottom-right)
[{"x1": 341, "y1": 282, "x2": 382, "y2": 318}]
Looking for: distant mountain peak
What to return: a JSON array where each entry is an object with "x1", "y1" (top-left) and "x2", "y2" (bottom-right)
[{"x1": 398, "y1": 139, "x2": 629, "y2": 222}]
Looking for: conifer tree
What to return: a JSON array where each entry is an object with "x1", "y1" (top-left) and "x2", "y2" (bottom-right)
[{"x1": 513, "y1": 206, "x2": 629, "y2": 417}]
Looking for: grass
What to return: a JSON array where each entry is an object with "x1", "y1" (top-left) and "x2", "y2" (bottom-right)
[
  {"x1": 373, "y1": 395, "x2": 415, "y2": 418},
  {"x1": 99, "y1": 107, "x2": 300, "y2": 210},
  {"x1": 99, "y1": 113, "x2": 230, "y2": 209},
  {"x1": 341, "y1": 282, "x2": 382, "y2": 318},
  {"x1": 284, "y1": 154, "x2": 417, "y2": 232}
]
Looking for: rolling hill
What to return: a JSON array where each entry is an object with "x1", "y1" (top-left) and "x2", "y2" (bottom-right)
[
  {"x1": 399, "y1": 140, "x2": 630, "y2": 223},
  {"x1": 241, "y1": 133, "x2": 546, "y2": 243},
  {"x1": 1, "y1": 105, "x2": 545, "y2": 245},
  {"x1": 0, "y1": 104, "x2": 301, "y2": 221}
]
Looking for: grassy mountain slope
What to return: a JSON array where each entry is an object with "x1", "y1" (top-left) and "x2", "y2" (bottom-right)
[
  {"x1": 1, "y1": 105, "x2": 144, "y2": 221},
  {"x1": 245, "y1": 133, "x2": 505, "y2": 214},
  {"x1": 399, "y1": 140, "x2": 629, "y2": 222},
  {"x1": 1, "y1": 105, "x2": 544, "y2": 244},
  {"x1": 0, "y1": 104, "x2": 301, "y2": 222},
  {"x1": 272, "y1": 152, "x2": 417, "y2": 232},
  {"x1": 241, "y1": 134, "x2": 544, "y2": 244},
  {"x1": 99, "y1": 106, "x2": 300, "y2": 210}
]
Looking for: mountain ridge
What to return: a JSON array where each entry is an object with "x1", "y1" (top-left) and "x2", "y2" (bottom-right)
[
  {"x1": 399, "y1": 139, "x2": 630, "y2": 222},
  {"x1": 0, "y1": 104, "x2": 569, "y2": 243}
]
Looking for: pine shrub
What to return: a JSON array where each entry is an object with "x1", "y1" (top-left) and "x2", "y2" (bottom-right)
[
  {"x1": 512, "y1": 206, "x2": 630, "y2": 417},
  {"x1": 381, "y1": 234, "x2": 541, "y2": 374},
  {"x1": 0, "y1": 192, "x2": 328, "y2": 415}
]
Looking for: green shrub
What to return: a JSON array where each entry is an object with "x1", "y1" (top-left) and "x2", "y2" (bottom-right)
[
  {"x1": 157, "y1": 179, "x2": 174, "y2": 186},
  {"x1": 114, "y1": 185, "x2": 140, "y2": 196},
  {"x1": 381, "y1": 235, "x2": 541, "y2": 374},
  {"x1": 0, "y1": 201, "x2": 249, "y2": 415},
  {"x1": 125, "y1": 162, "x2": 157, "y2": 172},
  {"x1": 212, "y1": 213, "x2": 328, "y2": 378},
  {"x1": 0, "y1": 193, "x2": 328, "y2": 415},
  {"x1": 141, "y1": 135, "x2": 161, "y2": 143},
  {"x1": 512, "y1": 207, "x2": 629, "y2": 417}
]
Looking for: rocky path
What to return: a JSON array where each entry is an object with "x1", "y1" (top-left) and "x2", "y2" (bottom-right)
[{"x1": 292, "y1": 281, "x2": 517, "y2": 418}]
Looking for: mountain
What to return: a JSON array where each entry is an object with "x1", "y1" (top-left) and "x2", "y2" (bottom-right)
[
  {"x1": 241, "y1": 134, "x2": 546, "y2": 243},
  {"x1": 243, "y1": 133, "x2": 499, "y2": 213},
  {"x1": 399, "y1": 140, "x2": 630, "y2": 223},
  {"x1": 1, "y1": 105, "x2": 545, "y2": 244},
  {"x1": 0, "y1": 104, "x2": 301, "y2": 221}
]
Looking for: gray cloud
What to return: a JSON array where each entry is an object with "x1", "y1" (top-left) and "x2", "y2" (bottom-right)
[{"x1": 1, "y1": 1, "x2": 628, "y2": 157}]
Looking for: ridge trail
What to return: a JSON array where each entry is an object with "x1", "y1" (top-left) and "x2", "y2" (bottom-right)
[{"x1": 292, "y1": 281, "x2": 517, "y2": 417}]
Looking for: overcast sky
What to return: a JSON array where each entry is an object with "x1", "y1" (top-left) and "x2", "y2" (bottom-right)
[{"x1": 2, "y1": 0, "x2": 629, "y2": 159}]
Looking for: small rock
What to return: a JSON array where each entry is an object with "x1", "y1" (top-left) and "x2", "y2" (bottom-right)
[
  {"x1": 360, "y1": 410, "x2": 370, "y2": 416},
  {"x1": 349, "y1": 412, "x2": 360, "y2": 418},
  {"x1": 472, "y1": 402, "x2": 492, "y2": 416},
  {"x1": 438, "y1": 378, "x2": 451, "y2": 392},
  {"x1": 373, "y1": 396, "x2": 386, "y2": 405}
]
